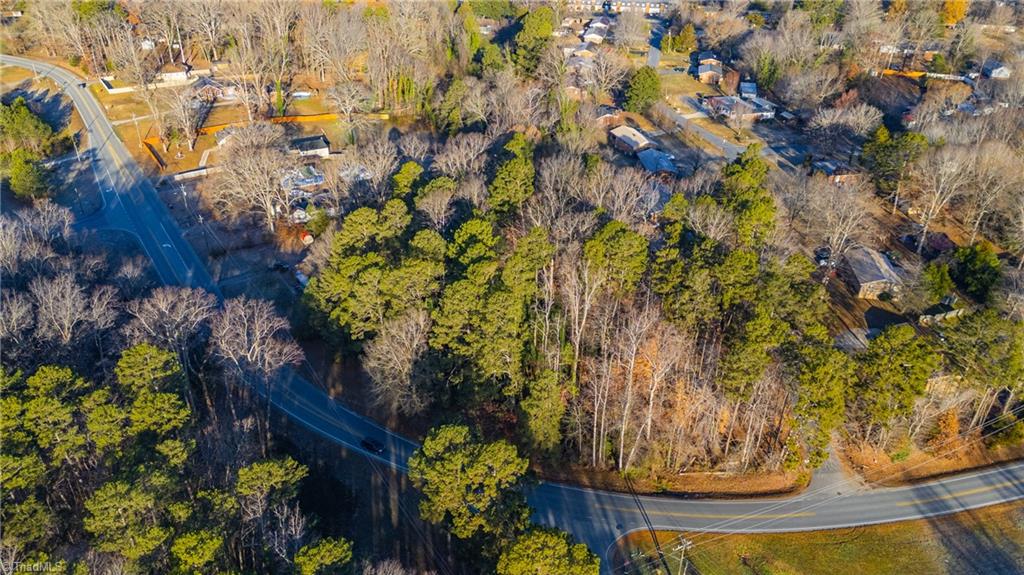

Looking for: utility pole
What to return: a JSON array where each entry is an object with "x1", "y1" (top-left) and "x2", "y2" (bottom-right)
[
  {"x1": 71, "y1": 131, "x2": 81, "y2": 161},
  {"x1": 673, "y1": 540, "x2": 692, "y2": 575},
  {"x1": 131, "y1": 112, "x2": 142, "y2": 149}
]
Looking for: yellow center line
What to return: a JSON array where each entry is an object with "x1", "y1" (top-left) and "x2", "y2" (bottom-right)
[
  {"x1": 603, "y1": 506, "x2": 815, "y2": 519},
  {"x1": 897, "y1": 480, "x2": 1024, "y2": 507}
]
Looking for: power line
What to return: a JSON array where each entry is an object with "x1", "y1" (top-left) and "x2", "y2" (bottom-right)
[{"x1": 649, "y1": 402, "x2": 1024, "y2": 560}]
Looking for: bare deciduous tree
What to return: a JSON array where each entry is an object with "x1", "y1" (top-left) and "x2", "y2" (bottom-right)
[
  {"x1": 125, "y1": 286, "x2": 218, "y2": 368},
  {"x1": 687, "y1": 198, "x2": 735, "y2": 245},
  {"x1": 211, "y1": 123, "x2": 293, "y2": 232},
  {"x1": 362, "y1": 309, "x2": 432, "y2": 415},
  {"x1": 162, "y1": 87, "x2": 205, "y2": 151},
  {"x1": 29, "y1": 273, "x2": 88, "y2": 346},
  {"x1": 909, "y1": 146, "x2": 974, "y2": 254},
  {"x1": 805, "y1": 177, "x2": 871, "y2": 266},
  {"x1": 614, "y1": 11, "x2": 648, "y2": 50},
  {"x1": 605, "y1": 167, "x2": 657, "y2": 227},
  {"x1": 777, "y1": 65, "x2": 844, "y2": 112},
  {"x1": 959, "y1": 142, "x2": 1023, "y2": 244},
  {"x1": 211, "y1": 297, "x2": 303, "y2": 383},
  {"x1": 584, "y1": 49, "x2": 628, "y2": 101},
  {"x1": 399, "y1": 133, "x2": 431, "y2": 164},
  {"x1": 327, "y1": 80, "x2": 372, "y2": 141},
  {"x1": 361, "y1": 560, "x2": 420, "y2": 575},
  {"x1": 109, "y1": 22, "x2": 164, "y2": 137},
  {"x1": 433, "y1": 132, "x2": 490, "y2": 179},
  {"x1": 362, "y1": 136, "x2": 399, "y2": 204},
  {"x1": 1006, "y1": 190, "x2": 1024, "y2": 270},
  {"x1": 189, "y1": 0, "x2": 227, "y2": 62},
  {"x1": 0, "y1": 290, "x2": 35, "y2": 355},
  {"x1": 415, "y1": 183, "x2": 456, "y2": 232}
]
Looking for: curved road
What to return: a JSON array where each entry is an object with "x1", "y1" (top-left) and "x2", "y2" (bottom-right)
[{"x1": 8, "y1": 53, "x2": 1022, "y2": 571}]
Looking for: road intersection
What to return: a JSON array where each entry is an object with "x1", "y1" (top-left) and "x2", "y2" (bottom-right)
[{"x1": 7, "y1": 53, "x2": 1021, "y2": 571}]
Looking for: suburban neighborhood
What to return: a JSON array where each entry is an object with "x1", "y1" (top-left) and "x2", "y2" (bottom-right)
[{"x1": 1, "y1": 1, "x2": 1023, "y2": 574}]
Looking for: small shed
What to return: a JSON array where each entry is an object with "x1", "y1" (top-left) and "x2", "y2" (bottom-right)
[
  {"x1": 289, "y1": 135, "x2": 330, "y2": 158},
  {"x1": 739, "y1": 81, "x2": 757, "y2": 99},
  {"x1": 595, "y1": 105, "x2": 623, "y2": 128},
  {"x1": 842, "y1": 246, "x2": 903, "y2": 299},
  {"x1": 610, "y1": 125, "x2": 653, "y2": 154}
]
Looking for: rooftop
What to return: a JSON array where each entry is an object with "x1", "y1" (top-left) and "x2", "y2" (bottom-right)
[
  {"x1": 610, "y1": 125, "x2": 653, "y2": 151},
  {"x1": 845, "y1": 246, "x2": 902, "y2": 287},
  {"x1": 290, "y1": 135, "x2": 330, "y2": 153},
  {"x1": 637, "y1": 148, "x2": 676, "y2": 175}
]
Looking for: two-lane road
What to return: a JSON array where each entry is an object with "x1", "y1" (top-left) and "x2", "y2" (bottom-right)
[
  {"x1": 9, "y1": 54, "x2": 1022, "y2": 572},
  {"x1": 2, "y1": 54, "x2": 216, "y2": 295}
]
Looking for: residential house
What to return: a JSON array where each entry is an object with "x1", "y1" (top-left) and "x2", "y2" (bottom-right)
[
  {"x1": 289, "y1": 135, "x2": 330, "y2": 158},
  {"x1": 566, "y1": 1, "x2": 668, "y2": 14},
  {"x1": 697, "y1": 51, "x2": 721, "y2": 66},
  {"x1": 698, "y1": 63, "x2": 723, "y2": 84},
  {"x1": 747, "y1": 96, "x2": 776, "y2": 119},
  {"x1": 191, "y1": 76, "x2": 236, "y2": 102},
  {"x1": 588, "y1": 16, "x2": 612, "y2": 29},
  {"x1": 566, "y1": 56, "x2": 596, "y2": 74},
  {"x1": 157, "y1": 62, "x2": 192, "y2": 83},
  {"x1": 609, "y1": 125, "x2": 653, "y2": 153},
  {"x1": 841, "y1": 246, "x2": 903, "y2": 299},
  {"x1": 571, "y1": 42, "x2": 598, "y2": 59},
  {"x1": 477, "y1": 18, "x2": 499, "y2": 36},
  {"x1": 812, "y1": 159, "x2": 859, "y2": 185},
  {"x1": 983, "y1": 60, "x2": 1012, "y2": 79},
  {"x1": 582, "y1": 26, "x2": 608, "y2": 44},
  {"x1": 637, "y1": 148, "x2": 676, "y2": 176},
  {"x1": 707, "y1": 96, "x2": 775, "y2": 121},
  {"x1": 739, "y1": 81, "x2": 757, "y2": 99}
]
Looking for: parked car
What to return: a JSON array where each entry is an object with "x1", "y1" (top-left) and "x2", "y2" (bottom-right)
[{"x1": 360, "y1": 437, "x2": 385, "y2": 455}]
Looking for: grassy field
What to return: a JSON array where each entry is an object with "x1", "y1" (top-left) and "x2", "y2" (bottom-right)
[{"x1": 616, "y1": 502, "x2": 1024, "y2": 575}]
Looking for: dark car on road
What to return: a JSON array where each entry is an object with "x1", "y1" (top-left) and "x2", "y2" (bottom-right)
[{"x1": 360, "y1": 438, "x2": 385, "y2": 455}]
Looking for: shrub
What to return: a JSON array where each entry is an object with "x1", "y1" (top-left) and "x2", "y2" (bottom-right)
[
  {"x1": 986, "y1": 414, "x2": 1024, "y2": 450},
  {"x1": 624, "y1": 66, "x2": 661, "y2": 113},
  {"x1": 951, "y1": 243, "x2": 1001, "y2": 303}
]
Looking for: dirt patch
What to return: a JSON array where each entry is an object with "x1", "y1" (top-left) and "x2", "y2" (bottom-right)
[
  {"x1": 538, "y1": 464, "x2": 805, "y2": 498},
  {"x1": 840, "y1": 436, "x2": 1024, "y2": 487}
]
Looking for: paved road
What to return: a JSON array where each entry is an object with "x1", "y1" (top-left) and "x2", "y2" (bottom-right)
[
  {"x1": 646, "y1": 22, "x2": 663, "y2": 69},
  {"x1": 2, "y1": 54, "x2": 216, "y2": 295},
  {"x1": 661, "y1": 95, "x2": 809, "y2": 171},
  {"x1": 10, "y1": 54, "x2": 1023, "y2": 572}
]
